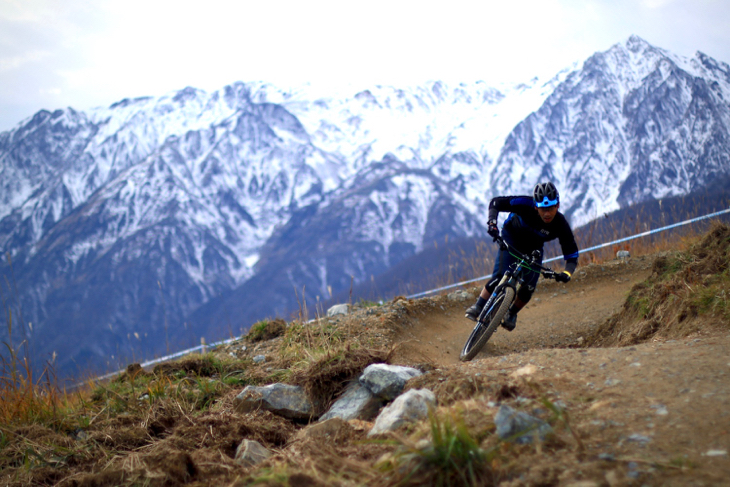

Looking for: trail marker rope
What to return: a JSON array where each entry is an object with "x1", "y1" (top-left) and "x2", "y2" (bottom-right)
[
  {"x1": 86, "y1": 207, "x2": 730, "y2": 384},
  {"x1": 406, "y1": 207, "x2": 730, "y2": 299}
]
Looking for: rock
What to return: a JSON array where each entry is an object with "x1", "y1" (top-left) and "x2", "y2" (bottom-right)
[
  {"x1": 605, "y1": 470, "x2": 621, "y2": 487},
  {"x1": 651, "y1": 404, "x2": 668, "y2": 416},
  {"x1": 626, "y1": 433, "x2": 651, "y2": 443},
  {"x1": 253, "y1": 355, "x2": 266, "y2": 363},
  {"x1": 297, "y1": 417, "x2": 350, "y2": 440},
  {"x1": 494, "y1": 404, "x2": 552, "y2": 444},
  {"x1": 447, "y1": 291, "x2": 470, "y2": 302},
  {"x1": 235, "y1": 439, "x2": 272, "y2": 467},
  {"x1": 360, "y1": 364, "x2": 422, "y2": 400},
  {"x1": 368, "y1": 389, "x2": 436, "y2": 437},
  {"x1": 73, "y1": 429, "x2": 88, "y2": 441},
  {"x1": 702, "y1": 449, "x2": 728, "y2": 457},
  {"x1": 319, "y1": 381, "x2": 385, "y2": 421},
  {"x1": 510, "y1": 364, "x2": 538, "y2": 378},
  {"x1": 234, "y1": 383, "x2": 314, "y2": 420},
  {"x1": 327, "y1": 304, "x2": 349, "y2": 317},
  {"x1": 616, "y1": 250, "x2": 630, "y2": 260}
]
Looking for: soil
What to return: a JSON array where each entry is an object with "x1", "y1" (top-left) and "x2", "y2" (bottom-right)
[
  {"x1": 390, "y1": 257, "x2": 653, "y2": 365},
  {"x1": 384, "y1": 253, "x2": 730, "y2": 486},
  {"x1": 4, "y1": 249, "x2": 729, "y2": 486}
]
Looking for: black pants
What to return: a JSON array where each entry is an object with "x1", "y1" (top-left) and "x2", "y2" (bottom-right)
[{"x1": 484, "y1": 247, "x2": 541, "y2": 304}]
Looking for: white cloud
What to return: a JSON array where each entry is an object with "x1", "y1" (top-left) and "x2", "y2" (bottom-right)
[
  {"x1": 0, "y1": 0, "x2": 729, "y2": 131},
  {"x1": 0, "y1": 49, "x2": 49, "y2": 71},
  {"x1": 38, "y1": 87, "x2": 61, "y2": 95},
  {"x1": 641, "y1": 0, "x2": 677, "y2": 8}
]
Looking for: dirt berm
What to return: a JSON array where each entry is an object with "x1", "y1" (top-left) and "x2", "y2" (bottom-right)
[
  {"x1": 376, "y1": 228, "x2": 729, "y2": 486},
  {"x1": 224, "y1": 225, "x2": 729, "y2": 485},
  {"x1": 4, "y1": 227, "x2": 728, "y2": 487}
]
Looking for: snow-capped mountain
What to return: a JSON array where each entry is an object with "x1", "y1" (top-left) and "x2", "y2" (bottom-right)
[
  {"x1": 1, "y1": 36, "x2": 728, "y2": 378},
  {"x1": 493, "y1": 35, "x2": 730, "y2": 223}
]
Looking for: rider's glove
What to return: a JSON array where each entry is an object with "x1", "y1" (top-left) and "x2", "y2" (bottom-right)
[
  {"x1": 555, "y1": 271, "x2": 571, "y2": 283},
  {"x1": 487, "y1": 219, "x2": 499, "y2": 238}
]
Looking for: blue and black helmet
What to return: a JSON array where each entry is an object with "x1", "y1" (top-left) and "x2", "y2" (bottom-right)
[{"x1": 533, "y1": 182, "x2": 559, "y2": 208}]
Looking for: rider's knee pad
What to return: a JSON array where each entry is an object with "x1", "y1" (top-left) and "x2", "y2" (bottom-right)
[
  {"x1": 517, "y1": 285, "x2": 535, "y2": 303},
  {"x1": 485, "y1": 277, "x2": 500, "y2": 294}
]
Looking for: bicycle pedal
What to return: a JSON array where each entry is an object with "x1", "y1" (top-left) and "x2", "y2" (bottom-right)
[{"x1": 500, "y1": 321, "x2": 516, "y2": 332}]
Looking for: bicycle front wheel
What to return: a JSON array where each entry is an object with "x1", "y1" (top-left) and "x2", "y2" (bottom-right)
[{"x1": 459, "y1": 287, "x2": 515, "y2": 361}]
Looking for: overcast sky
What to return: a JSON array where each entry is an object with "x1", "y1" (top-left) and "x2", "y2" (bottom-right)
[{"x1": 0, "y1": 0, "x2": 728, "y2": 132}]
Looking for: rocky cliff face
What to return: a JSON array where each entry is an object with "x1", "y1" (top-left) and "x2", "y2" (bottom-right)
[
  {"x1": 1, "y1": 36, "x2": 729, "y2": 378},
  {"x1": 493, "y1": 35, "x2": 730, "y2": 224}
]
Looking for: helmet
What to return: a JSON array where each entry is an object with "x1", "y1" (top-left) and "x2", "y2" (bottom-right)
[{"x1": 533, "y1": 182, "x2": 559, "y2": 208}]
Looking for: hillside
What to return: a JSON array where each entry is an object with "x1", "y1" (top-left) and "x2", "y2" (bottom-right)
[
  {"x1": 1, "y1": 224, "x2": 728, "y2": 486},
  {"x1": 3, "y1": 36, "x2": 730, "y2": 380},
  {"x1": 341, "y1": 181, "x2": 730, "y2": 304}
]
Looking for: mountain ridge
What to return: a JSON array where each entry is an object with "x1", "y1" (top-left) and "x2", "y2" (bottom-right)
[{"x1": 2, "y1": 36, "x2": 730, "y2": 379}]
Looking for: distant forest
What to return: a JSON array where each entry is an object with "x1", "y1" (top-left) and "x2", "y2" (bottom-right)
[{"x1": 336, "y1": 178, "x2": 730, "y2": 305}]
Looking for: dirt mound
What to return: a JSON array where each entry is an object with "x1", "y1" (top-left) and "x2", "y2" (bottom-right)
[
  {"x1": 245, "y1": 318, "x2": 288, "y2": 343},
  {"x1": 151, "y1": 355, "x2": 233, "y2": 377},
  {"x1": 291, "y1": 347, "x2": 389, "y2": 414},
  {"x1": 587, "y1": 222, "x2": 730, "y2": 347},
  {"x1": 4, "y1": 227, "x2": 730, "y2": 486}
]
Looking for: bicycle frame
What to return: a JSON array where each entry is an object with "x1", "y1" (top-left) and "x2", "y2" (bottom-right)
[
  {"x1": 460, "y1": 236, "x2": 558, "y2": 361},
  {"x1": 477, "y1": 237, "x2": 556, "y2": 325}
]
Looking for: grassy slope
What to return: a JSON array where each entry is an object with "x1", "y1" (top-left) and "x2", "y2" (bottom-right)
[
  {"x1": 1, "y1": 225, "x2": 729, "y2": 486},
  {"x1": 336, "y1": 182, "x2": 730, "y2": 305},
  {"x1": 587, "y1": 222, "x2": 730, "y2": 346}
]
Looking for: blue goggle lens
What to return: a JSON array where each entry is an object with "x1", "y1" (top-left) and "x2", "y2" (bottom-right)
[{"x1": 536, "y1": 196, "x2": 559, "y2": 208}]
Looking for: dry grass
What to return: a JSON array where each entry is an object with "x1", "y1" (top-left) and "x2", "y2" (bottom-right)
[
  {"x1": 1, "y1": 218, "x2": 728, "y2": 486},
  {"x1": 290, "y1": 346, "x2": 389, "y2": 414},
  {"x1": 245, "y1": 318, "x2": 288, "y2": 343},
  {"x1": 587, "y1": 222, "x2": 730, "y2": 346}
]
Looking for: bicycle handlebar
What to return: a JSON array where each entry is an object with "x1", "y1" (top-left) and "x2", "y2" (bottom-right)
[{"x1": 492, "y1": 235, "x2": 557, "y2": 278}]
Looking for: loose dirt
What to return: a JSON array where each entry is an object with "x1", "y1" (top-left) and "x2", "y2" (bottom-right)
[
  {"x1": 391, "y1": 257, "x2": 653, "y2": 365},
  {"x1": 4, "y1": 247, "x2": 729, "y2": 487},
  {"x1": 385, "y1": 253, "x2": 730, "y2": 486}
]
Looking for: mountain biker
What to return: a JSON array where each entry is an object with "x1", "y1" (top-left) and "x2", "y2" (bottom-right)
[{"x1": 465, "y1": 182, "x2": 579, "y2": 331}]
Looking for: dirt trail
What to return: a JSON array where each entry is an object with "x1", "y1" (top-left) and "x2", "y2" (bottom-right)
[
  {"x1": 4, "y1": 248, "x2": 727, "y2": 487},
  {"x1": 388, "y1": 255, "x2": 730, "y2": 486},
  {"x1": 392, "y1": 256, "x2": 652, "y2": 365}
]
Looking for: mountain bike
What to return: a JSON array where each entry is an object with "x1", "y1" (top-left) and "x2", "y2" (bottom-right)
[{"x1": 459, "y1": 236, "x2": 558, "y2": 361}]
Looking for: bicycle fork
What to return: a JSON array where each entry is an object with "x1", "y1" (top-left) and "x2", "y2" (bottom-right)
[{"x1": 478, "y1": 272, "x2": 518, "y2": 325}]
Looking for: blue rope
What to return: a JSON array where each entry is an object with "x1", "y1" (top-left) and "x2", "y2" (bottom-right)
[
  {"x1": 84, "y1": 207, "x2": 730, "y2": 386},
  {"x1": 407, "y1": 207, "x2": 730, "y2": 299}
]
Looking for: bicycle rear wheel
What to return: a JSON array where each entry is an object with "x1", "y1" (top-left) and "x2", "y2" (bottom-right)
[{"x1": 459, "y1": 287, "x2": 515, "y2": 361}]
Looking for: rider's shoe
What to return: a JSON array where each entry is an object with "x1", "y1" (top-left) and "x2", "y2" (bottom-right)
[
  {"x1": 501, "y1": 311, "x2": 517, "y2": 332},
  {"x1": 465, "y1": 303, "x2": 483, "y2": 322}
]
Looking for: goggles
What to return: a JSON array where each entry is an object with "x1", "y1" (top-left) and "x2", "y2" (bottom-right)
[{"x1": 535, "y1": 196, "x2": 559, "y2": 208}]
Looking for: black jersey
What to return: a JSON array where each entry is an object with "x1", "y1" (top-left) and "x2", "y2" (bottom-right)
[{"x1": 488, "y1": 196, "x2": 579, "y2": 270}]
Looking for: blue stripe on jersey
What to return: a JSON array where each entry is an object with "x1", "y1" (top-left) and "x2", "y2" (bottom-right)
[
  {"x1": 510, "y1": 196, "x2": 534, "y2": 208},
  {"x1": 504, "y1": 212, "x2": 524, "y2": 227}
]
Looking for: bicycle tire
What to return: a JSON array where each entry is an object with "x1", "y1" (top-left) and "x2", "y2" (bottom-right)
[{"x1": 459, "y1": 287, "x2": 515, "y2": 361}]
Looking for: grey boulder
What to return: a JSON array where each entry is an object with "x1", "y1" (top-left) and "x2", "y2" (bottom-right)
[
  {"x1": 319, "y1": 381, "x2": 385, "y2": 422},
  {"x1": 494, "y1": 404, "x2": 552, "y2": 444},
  {"x1": 360, "y1": 364, "x2": 422, "y2": 400},
  {"x1": 235, "y1": 439, "x2": 272, "y2": 467},
  {"x1": 368, "y1": 388, "x2": 436, "y2": 437},
  {"x1": 327, "y1": 304, "x2": 349, "y2": 317},
  {"x1": 234, "y1": 383, "x2": 314, "y2": 420}
]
